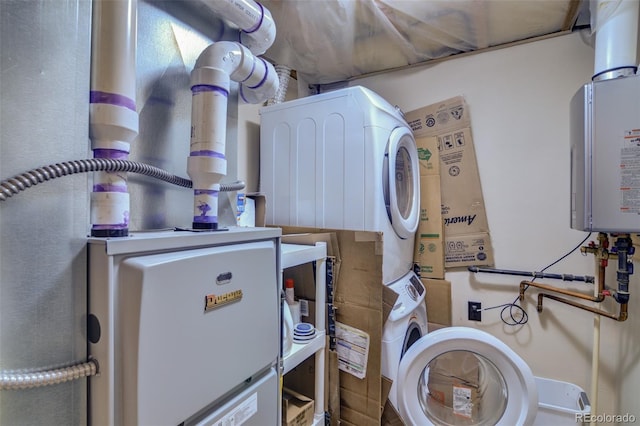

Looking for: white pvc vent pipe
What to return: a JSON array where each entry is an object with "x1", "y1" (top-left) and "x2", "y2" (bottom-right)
[
  {"x1": 188, "y1": 41, "x2": 278, "y2": 229},
  {"x1": 592, "y1": 0, "x2": 639, "y2": 80},
  {"x1": 193, "y1": 0, "x2": 276, "y2": 55},
  {"x1": 89, "y1": 0, "x2": 138, "y2": 237}
]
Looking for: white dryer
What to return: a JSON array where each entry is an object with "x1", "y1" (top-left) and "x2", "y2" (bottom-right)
[{"x1": 260, "y1": 86, "x2": 420, "y2": 284}]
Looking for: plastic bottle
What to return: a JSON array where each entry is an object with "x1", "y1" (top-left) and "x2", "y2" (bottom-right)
[{"x1": 285, "y1": 278, "x2": 295, "y2": 305}]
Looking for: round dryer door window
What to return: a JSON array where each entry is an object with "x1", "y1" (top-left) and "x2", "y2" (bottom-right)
[
  {"x1": 396, "y1": 327, "x2": 538, "y2": 426},
  {"x1": 384, "y1": 126, "x2": 419, "y2": 239}
]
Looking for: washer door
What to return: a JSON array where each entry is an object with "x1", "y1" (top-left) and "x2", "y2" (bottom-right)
[
  {"x1": 396, "y1": 327, "x2": 538, "y2": 426},
  {"x1": 384, "y1": 126, "x2": 420, "y2": 239}
]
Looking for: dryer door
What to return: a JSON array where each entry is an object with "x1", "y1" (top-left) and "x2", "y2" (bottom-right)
[
  {"x1": 384, "y1": 126, "x2": 420, "y2": 239},
  {"x1": 396, "y1": 327, "x2": 538, "y2": 426}
]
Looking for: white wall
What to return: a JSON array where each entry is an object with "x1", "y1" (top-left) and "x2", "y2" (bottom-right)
[
  {"x1": 241, "y1": 29, "x2": 640, "y2": 423},
  {"x1": 351, "y1": 29, "x2": 640, "y2": 424}
]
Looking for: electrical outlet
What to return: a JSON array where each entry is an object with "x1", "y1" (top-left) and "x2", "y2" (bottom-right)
[{"x1": 468, "y1": 301, "x2": 482, "y2": 321}]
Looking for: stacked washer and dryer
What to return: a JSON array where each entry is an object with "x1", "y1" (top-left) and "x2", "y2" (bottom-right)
[
  {"x1": 259, "y1": 86, "x2": 589, "y2": 425},
  {"x1": 260, "y1": 85, "x2": 431, "y2": 420}
]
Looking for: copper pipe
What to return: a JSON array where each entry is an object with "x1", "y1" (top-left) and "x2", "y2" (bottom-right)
[
  {"x1": 520, "y1": 280, "x2": 605, "y2": 303},
  {"x1": 519, "y1": 233, "x2": 609, "y2": 303},
  {"x1": 537, "y1": 293, "x2": 628, "y2": 322}
]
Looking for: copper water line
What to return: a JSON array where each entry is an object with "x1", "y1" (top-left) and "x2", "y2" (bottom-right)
[
  {"x1": 519, "y1": 233, "x2": 609, "y2": 303},
  {"x1": 537, "y1": 292, "x2": 628, "y2": 322},
  {"x1": 518, "y1": 232, "x2": 631, "y2": 321},
  {"x1": 519, "y1": 270, "x2": 606, "y2": 304}
]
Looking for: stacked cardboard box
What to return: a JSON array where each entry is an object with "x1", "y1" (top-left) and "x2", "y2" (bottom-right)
[
  {"x1": 406, "y1": 96, "x2": 494, "y2": 268},
  {"x1": 413, "y1": 135, "x2": 445, "y2": 278}
]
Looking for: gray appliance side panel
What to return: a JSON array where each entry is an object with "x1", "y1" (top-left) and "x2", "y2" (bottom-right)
[
  {"x1": 570, "y1": 83, "x2": 592, "y2": 231},
  {"x1": 1, "y1": 1, "x2": 242, "y2": 425},
  {"x1": 591, "y1": 75, "x2": 640, "y2": 232},
  {"x1": 0, "y1": 2, "x2": 91, "y2": 425}
]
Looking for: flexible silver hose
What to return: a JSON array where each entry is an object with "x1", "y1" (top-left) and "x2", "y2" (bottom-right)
[
  {"x1": 0, "y1": 158, "x2": 245, "y2": 201},
  {"x1": 220, "y1": 180, "x2": 246, "y2": 192},
  {"x1": 0, "y1": 359, "x2": 99, "y2": 390}
]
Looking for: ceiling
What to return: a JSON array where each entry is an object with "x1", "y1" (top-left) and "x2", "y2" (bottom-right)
[{"x1": 259, "y1": 0, "x2": 589, "y2": 85}]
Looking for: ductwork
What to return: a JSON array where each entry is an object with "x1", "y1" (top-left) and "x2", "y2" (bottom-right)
[
  {"x1": 591, "y1": 0, "x2": 639, "y2": 80},
  {"x1": 188, "y1": 41, "x2": 278, "y2": 229},
  {"x1": 192, "y1": 0, "x2": 276, "y2": 55}
]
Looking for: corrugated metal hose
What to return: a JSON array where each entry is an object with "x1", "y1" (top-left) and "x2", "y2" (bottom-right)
[
  {"x1": 0, "y1": 359, "x2": 99, "y2": 390},
  {"x1": 0, "y1": 158, "x2": 245, "y2": 201}
]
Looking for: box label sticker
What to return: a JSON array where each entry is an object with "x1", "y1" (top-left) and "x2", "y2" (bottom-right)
[
  {"x1": 214, "y1": 392, "x2": 257, "y2": 425},
  {"x1": 452, "y1": 385, "x2": 473, "y2": 418},
  {"x1": 299, "y1": 299, "x2": 309, "y2": 318},
  {"x1": 335, "y1": 321, "x2": 370, "y2": 379}
]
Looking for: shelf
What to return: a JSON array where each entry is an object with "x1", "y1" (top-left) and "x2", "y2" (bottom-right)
[
  {"x1": 283, "y1": 330, "x2": 326, "y2": 375},
  {"x1": 281, "y1": 243, "x2": 327, "y2": 269},
  {"x1": 280, "y1": 241, "x2": 327, "y2": 424}
]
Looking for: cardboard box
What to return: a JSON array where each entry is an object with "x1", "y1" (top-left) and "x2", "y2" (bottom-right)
[
  {"x1": 284, "y1": 339, "x2": 336, "y2": 416},
  {"x1": 444, "y1": 232, "x2": 494, "y2": 267},
  {"x1": 416, "y1": 136, "x2": 441, "y2": 176},
  {"x1": 406, "y1": 97, "x2": 494, "y2": 268},
  {"x1": 282, "y1": 388, "x2": 315, "y2": 426},
  {"x1": 422, "y1": 278, "x2": 451, "y2": 326},
  {"x1": 427, "y1": 351, "x2": 481, "y2": 421},
  {"x1": 437, "y1": 127, "x2": 490, "y2": 236},
  {"x1": 414, "y1": 136, "x2": 445, "y2": 279},
  {"x1": 414, "y1": 174, "x2": 445, "y2": 279}
]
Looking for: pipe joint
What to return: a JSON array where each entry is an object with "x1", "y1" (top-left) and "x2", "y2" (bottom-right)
[
  {"x1": 194, "y1": 42, "x2": 248, "y2": 80},
  {"x1": 193, "y1": 0, "x2": 276, "y2": 55}
]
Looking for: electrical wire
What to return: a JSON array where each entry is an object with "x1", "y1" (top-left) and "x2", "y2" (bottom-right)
[
  {"x1": 482, "y1": 232, "x2": 593, "y2": 326},
  {"x1": 0, "y1": 158, "x2": 245, "y2": 202}
]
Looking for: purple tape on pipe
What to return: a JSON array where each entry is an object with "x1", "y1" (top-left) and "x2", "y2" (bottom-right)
[
  {"x1": 194, "y1": 189, "x2": 220, "y2": 195},
  {"x1": 90, "y1": 91, "x2": 136, "y2": 112},
  {"x1": 191, "y1": 85, "x2": 229, "y2": 96},
  {"x1": 190, "y1": 150, "x2": 226, "y2": 159},
  {"x1": 193, "y1": 215, "x2": 218, "y2": 223},
  {"x1": 247, "y1": 58, "x2": 268, "y2": 89},
  {"x1": 92, "y1": 223, "x2": 129, "y2": 230},
  {"x1": 93, "y1": 148, "x2": 130, "y2": 159},
  {"x1": 93, "y1": 184, "x2": 128, "y2": 193},
  {"x1": 240, "y1": 58, "x2": 257, "y2": 83},
  {"x1": 242, "y1": 2, "x2": 264, "y2": 34}
]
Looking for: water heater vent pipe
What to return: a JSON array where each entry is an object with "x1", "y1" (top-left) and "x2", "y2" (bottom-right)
[
  {"x1": 188, "y1": 41, "x2": 278, "y2": 229},
  {"x1": 591, "y1": 0, "x2": 639, "y2": 80}
]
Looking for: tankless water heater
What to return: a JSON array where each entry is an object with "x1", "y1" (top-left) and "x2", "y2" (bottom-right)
[{"x1": 570, "y1": 74, "x2": 640, "y2": 233}]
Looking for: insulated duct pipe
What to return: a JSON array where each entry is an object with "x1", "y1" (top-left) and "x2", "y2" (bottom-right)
[
  {"x1": 267, "y1": 65, "x2": 292, "y2": 105},
  {"x1": 193, "y1": 0, "x2": 276, "y2": 55},
  {"x1": 89, "y1": 0, "x2": 138, "y2": 237},
  {"x1": 188, "y1": 42, "x2": 278, "y2": 229},
  {"x1": 592, "y1": 0, "x2": 639, "y2": 80}
]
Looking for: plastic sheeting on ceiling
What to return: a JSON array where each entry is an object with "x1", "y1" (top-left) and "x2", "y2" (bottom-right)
[{"x1": 260, "y1": 0, "x2": 584, "y2": 84}]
